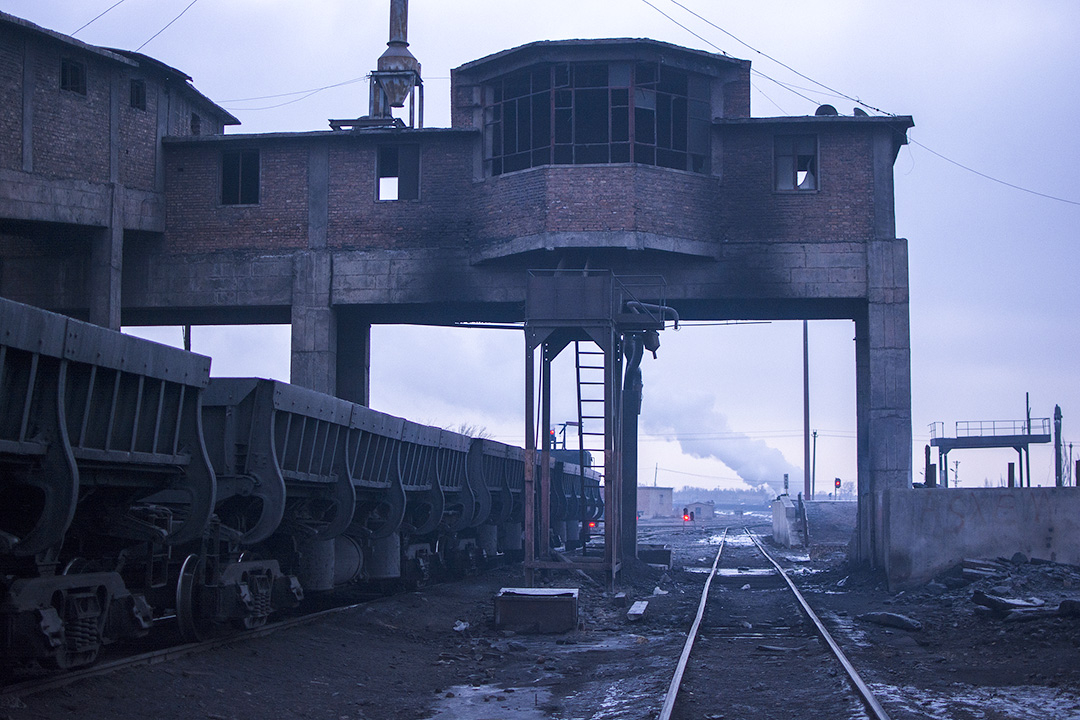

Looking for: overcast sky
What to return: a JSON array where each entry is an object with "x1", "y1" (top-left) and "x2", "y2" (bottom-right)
[{"x1": 7, "y1": 0, "x2": 1078, "y2": 493}]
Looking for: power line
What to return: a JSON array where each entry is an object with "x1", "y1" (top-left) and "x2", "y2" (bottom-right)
[
  {"x1": 221, "y1": 77, "x2": 370, "y2": 104},
  {"x1": 662, "y1": 0, "x2": 891, "y2": 115},
  {"x1": 638, "y1": 0, "x2": 820, "y2": 108},
  {"x1": 643, "y1": 0, "x2": 1080, "y2": 207},
  {"x1": 907, "y1": 137, "x2": 1080, "y2": 208},
  {"x1": 72, "y1": 0, "x2": 129, "y2": 37},
  {"x1": 136, "y1": 0, "x2": 201, "y2": 53}
]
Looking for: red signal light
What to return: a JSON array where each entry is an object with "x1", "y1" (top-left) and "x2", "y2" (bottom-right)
[
  {"x1": 588, "y1": 521, "x2": 596, "y2": 528},
  {"x1": 682, "y1": 514, "x2": 690, "y2": 522}
]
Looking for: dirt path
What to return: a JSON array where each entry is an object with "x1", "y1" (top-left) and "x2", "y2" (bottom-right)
[{"x1": 5, "y1": 514, "x2": 1080, "y2": 720}]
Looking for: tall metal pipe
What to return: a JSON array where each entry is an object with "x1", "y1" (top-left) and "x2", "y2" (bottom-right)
[{"x1": 389, "y1": 0, "x2": 408, "y2": 45}]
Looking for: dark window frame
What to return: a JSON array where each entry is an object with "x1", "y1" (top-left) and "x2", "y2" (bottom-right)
[
  {"x1": 483, "y1": 61, "x2": 711, "y2": 176},
  {"x1": 376, "y1": 144, "x2": 420, "y2": 201},
  {"x1": 774, "y1": 134, "x2": 819, "y2": 192},
  {"x1": 221, "y1": 149, "x2": 260, "y2": 206},
  {"x1": 60, "y1": 57, "x2": 87, "y2": 96},
  {"x1": 190, "y1": 113, "x2": 201, "y2": 136},
  {"x1": 129, "y1": 79, "x2": 146, "y2": 110}
]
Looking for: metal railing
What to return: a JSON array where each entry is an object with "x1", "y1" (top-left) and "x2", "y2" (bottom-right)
[{"x1": 930, "y1": 419, "x2": 1050, "y2": 439}]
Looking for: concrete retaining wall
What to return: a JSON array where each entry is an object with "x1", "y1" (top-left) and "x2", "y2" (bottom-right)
[
  {"x1": 772, "y1": 496, "x2": 799, "y2": 548},
  {"x1": 884, "y1": 487, "x2": 1080, "y2": 589}
]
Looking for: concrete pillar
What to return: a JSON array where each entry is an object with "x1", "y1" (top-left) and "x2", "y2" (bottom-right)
[
  {"x1": 621, "y1": 360, "x2": 641, "y2": 560},
  {"x1": 336, "y1": 313, "x2": 371, "y2": 405},
  {"x1": 855, "y1": 237, "x2": 913, "y2": 568},
  {"x1": 88, "y1": 187, "x2": 123, "y2": 330},
  {"x1": 290, "y1": 251, "x2": 336, "y2": 395},
  {"x1": 87, "y1": 71, "x2": 125, "y2": 330}
]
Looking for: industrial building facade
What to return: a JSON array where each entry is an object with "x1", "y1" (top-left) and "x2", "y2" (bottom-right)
[{"x1": 0, "y1": 11, "x2": 913, "y2": 571}]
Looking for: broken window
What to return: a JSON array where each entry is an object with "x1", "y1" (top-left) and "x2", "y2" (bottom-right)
[
  {"x1": 775, "y1": 135, "x2": 818, "y2": 191},
  {"x1": 190, "y1": 113, "x2": 201, "y2": 136},
  {"x1": 130, "y1": 79, "x2": 146, "y2": 110},
  {"x1": 484, "y1": 61, "x2": 710, "y2": 176},
  {"x1": 60, "y1": 58, "x2": 87, "y2": 95},
  {"x1": 376, "y1": 145, "x2": 419, "y2": 201},
  {"x1": 221, "y1": 149, "x2": 260, "y2": 205}
]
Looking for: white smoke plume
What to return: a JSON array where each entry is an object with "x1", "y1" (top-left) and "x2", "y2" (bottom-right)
[{"x1": 643, "y1": 393, "x2": 802, "y2": 495}]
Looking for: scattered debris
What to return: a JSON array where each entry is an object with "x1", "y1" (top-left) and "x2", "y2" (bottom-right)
[
  {"x1": 652, "y1": 586, "x2": 669, "y2": 596},
  {"x1": 627, "y1": 600, "x2": 649, "y2": 621},
  {"x1": 453, "y1": 620, "x2": 470, "y2": 633},
  {"x1": 857, "y1": 612, "x2": 923, "y2": 631}
]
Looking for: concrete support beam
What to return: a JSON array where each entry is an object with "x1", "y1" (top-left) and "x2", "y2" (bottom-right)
[
  {"x1": 855, "y1": 237, "x2": 912, "y2": 567},
  {"x1": 290, "y1": 251, "x2": 336, "y2": 395},
  {"x1": 336, "y1": 313, "x2": 370, "y2": 405},
  {"x1": 88, "y1": 185, "x2": 124, "y2": 330}
]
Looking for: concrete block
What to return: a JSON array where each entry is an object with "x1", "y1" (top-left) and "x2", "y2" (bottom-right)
[
  {"x1": 626, "y1": 601, "x2": 648, "y2": 621},
  {"x1": 494, "y1": 588, "x2": 578, "y2": 634},
  {"x1": 637, "y1": 544, "x2": 673, "y2": 569}
]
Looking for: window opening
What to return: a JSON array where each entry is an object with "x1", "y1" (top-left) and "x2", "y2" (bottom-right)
[
  {"x1": 130, "y1": 79, "x2": 146, "y2": 110},
  {"x1": 484, "y1": 61, "x2": 710, "y2": 176},
  {"x1": 221, "y1": 150, "x2": 260, "y2": 205},
  {"x1": 60, "y1": 58, "x2": 87, "y2": 95},
  {"x1": 376, "y1": 145, "x2": 419, "y2": 201},
  {"x1": 190, "y1": 113, "x2": 201, "y2": 136},
  {"x1": 775, "y1": 135, "x2": 818, "y2": 191}
]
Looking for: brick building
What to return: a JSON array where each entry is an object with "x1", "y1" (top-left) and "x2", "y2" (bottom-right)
[{"x1": 0, "y1": 11, "x2": 913, "y2": 570}]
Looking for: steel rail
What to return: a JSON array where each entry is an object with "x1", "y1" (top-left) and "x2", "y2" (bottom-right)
[
  {"x1": 0, "y1": 599, "x2": 372, "y2": 701},
  {"x1": 746, "y1": 529, "x2": 892, "y2": 720},
  {"x1": 657, "y1": 527, "x2": 727, "y2": 720}
]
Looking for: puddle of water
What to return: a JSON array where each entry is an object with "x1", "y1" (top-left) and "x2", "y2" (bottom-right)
[{"x1": 425, "y1": 684, "x2": 551, "y2": 720}]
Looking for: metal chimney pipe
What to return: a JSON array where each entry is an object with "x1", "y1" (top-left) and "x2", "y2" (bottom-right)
[{"x1": 389, "y1": 0, "x2": 408, "y2": 46}]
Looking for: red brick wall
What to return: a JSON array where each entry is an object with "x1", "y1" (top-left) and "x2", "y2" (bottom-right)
[
  {"x1": 328, "y1": 133, "x2": 477, "y2": 250},
  {"x1": 718, "y1": 125, "x2": 875, "y2": 244},
  {"x1": 30, "y1": 43, "x2": 110, "y2": 184},
  {"x1": 119, "y1": 71, "x2": 158, "y2": 191},
  {"x1": 164, "y1": 140, "x2": 309, "y2": 253},
  {"x1": 0, "y1": 26, "x2": 23, "y2": 172},
  {"x1": 163, "y1": 122, "x2": 880, "y2": 255}
]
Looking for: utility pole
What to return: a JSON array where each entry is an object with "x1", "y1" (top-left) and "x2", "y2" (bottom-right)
[
  {"x1": 811, "y1": 430, "x2": 818, "y2": 500},
  {"x1": 1025, "y1": 392, "x2": 1032, "y2": 487},
  {"x1": 1054, "y1": 405, "x2": 1063, "y2": 487},
  {"x1": 803, "y1": 320, "x2": 811, "y2": 501}
]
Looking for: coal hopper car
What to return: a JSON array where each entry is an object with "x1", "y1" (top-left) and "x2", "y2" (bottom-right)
[{"x1": 0, "y1": 296, "x2": 216, "y2": 668}]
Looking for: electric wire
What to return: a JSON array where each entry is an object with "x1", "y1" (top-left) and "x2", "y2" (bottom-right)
[
  {"x1": 907, "y1": 137, "x2": 1080, "y2": 207},
  {"x1": 638, "y1": 0, "x2": 820, "y2": 107},
  {"x1": 663, "y1": 0, "x2": 891, "y2": 115},
  {"x1": 221, "y1": 77, "x2": 370, "y2": 104},
  {"x1": 136, "y1": 0, "x2": 201, "y2": 53},
  {"x1": 72, "y1": 0, "x2": 128, "y2": 37},
  {"x1": 642, "y1": 0, "x2": 1080, "y2": 207}
]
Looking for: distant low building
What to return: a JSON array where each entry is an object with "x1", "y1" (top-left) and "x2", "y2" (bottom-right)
[
  {"x1": 687, "y1": 501, "x2": 715, "y2": 520},
  {"x1": 638, "y1": 486, "x2": 674, "y2": 518}
]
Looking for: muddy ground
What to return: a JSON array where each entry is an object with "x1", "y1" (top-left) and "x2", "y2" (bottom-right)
[{"x1": 3, "y1": 512, "x2": 1080, "y2": 719}]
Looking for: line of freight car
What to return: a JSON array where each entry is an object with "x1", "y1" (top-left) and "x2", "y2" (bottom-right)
[{"x1": 0, "y1": 297, "x2": 602, "y2": 671}]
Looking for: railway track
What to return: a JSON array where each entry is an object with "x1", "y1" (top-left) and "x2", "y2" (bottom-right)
[
  {"x1": 661, "y1": 527, "x2": 891, "y2": 720},
  {"x1": 0, "y1": 598, "x2": 371, "y2": 702}
]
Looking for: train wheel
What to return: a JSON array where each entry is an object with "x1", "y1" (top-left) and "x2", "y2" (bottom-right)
[{"x1": 176, "y1": 554, "x2": 212, "y2": 643}]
